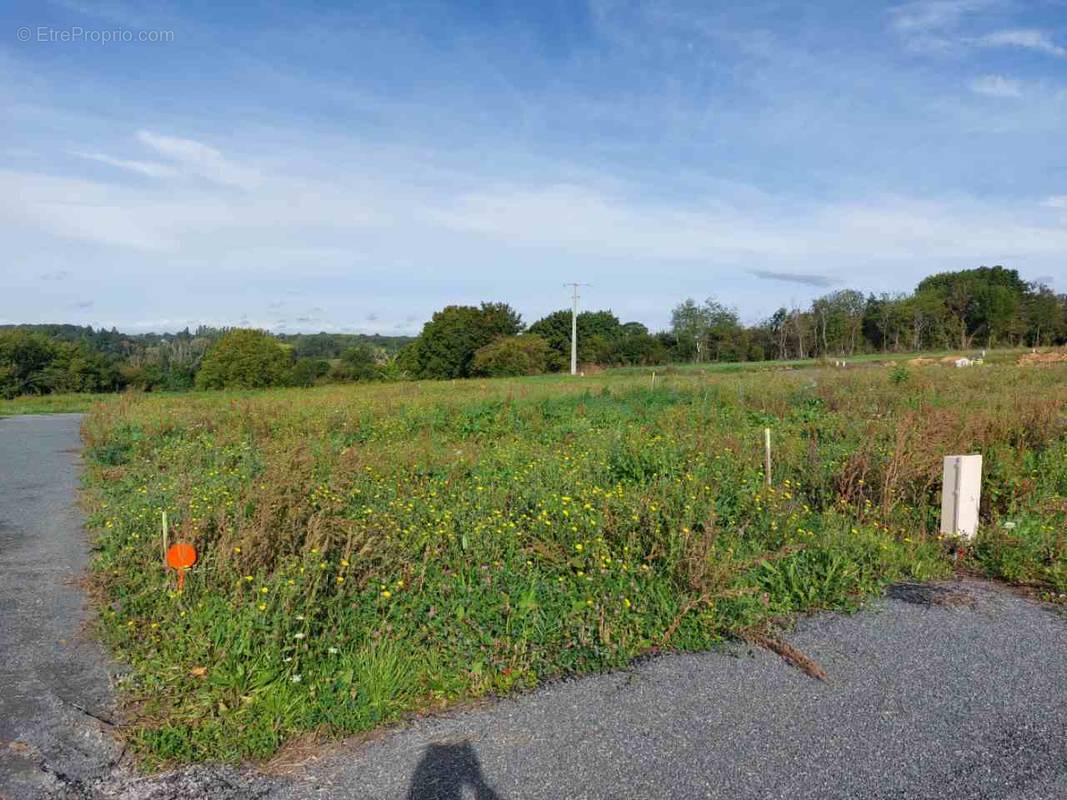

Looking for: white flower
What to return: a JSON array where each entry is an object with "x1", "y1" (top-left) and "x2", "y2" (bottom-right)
[
  {"x1": 290, "y1": 674, "x2": 302, "y2": 683},
  {"x1": 328, "y1": 647, "x2": 339, "y2": 655},
  {"x1": 283, "y1": 656, "x2": 292, "y2": 663},
  {"x1": 1004, "y1": 521, "x2": 1017, "y2": 530},
  {"x1": 293, "y1": 632, "x2": 306, "y2": 639}
]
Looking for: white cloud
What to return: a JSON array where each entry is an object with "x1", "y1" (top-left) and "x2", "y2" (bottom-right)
[
  {"x1": 969, "y1": 74, "x2": 1022, "y2": 97},
  {"x1": 136, "y1": 130, "x2": 262, "y2": 188},
  {"x1": 976, "y1": 29, "x2": 1067, "y2": 58},
  {"x1": 890, "y1": 0, "x2": 988, "y2": 34},
  {"x1": 0, "y1": 171, "x2": 175, "y2": 250},
  {"x1": 1043, "y1": 195, "x2": 1067, "y2": 209},
  {"x1": 888, "y1": 0, "x2": 991, "y2": 52},
  {"x1": 432, "y1": 182, "x2": 1067, "y2": 269},
  {"x1": 72, "y1": 151, "x2": 180, "y2": 179}
]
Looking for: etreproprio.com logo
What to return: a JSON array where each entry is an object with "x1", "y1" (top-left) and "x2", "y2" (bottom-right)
[{"x1": 17, "y1": 26, "x2": 175, "y2": 43}]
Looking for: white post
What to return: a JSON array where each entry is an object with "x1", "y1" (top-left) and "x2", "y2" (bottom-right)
[
  {"x1": 570, "y1": 284, "x2": 579, "y2": 376},
  {"x1": 161, "y1": 510, "x2": 169, "y2": 566},
  {"x1": 763, "y1": 428, "x2": 772, "y2": 486},
  {"x1": 565, "y1": 282, "x2": 589, "y2": 376},
  {"x1": 940, "y1": 454, "x2": 982, "y2": 539}
]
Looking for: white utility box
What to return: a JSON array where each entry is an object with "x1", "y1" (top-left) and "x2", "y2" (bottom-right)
[{"x1": 940, "y1": 454, "x2": 982, "y2": 539}]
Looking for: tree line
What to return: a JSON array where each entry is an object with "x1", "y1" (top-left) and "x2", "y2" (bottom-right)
[
  {"x1": 670, "y1": 267, "x2": 1064, "y2": 363},
  {"x1": 2, "y1": 266, "x2": 1064, "y2": 396},
  {"x1": 0, "y1": 326, "x2": 413, "y2": 398}
]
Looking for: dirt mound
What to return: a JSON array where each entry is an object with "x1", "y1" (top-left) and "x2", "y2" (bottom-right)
[{"x1": 1018, "y1": 350, "x2": 1067, "y2": 366}]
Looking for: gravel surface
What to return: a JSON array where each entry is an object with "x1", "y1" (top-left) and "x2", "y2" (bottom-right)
[
  {"x1": 2, "y1": 414, "x2": 1065, "y2": 800},
  {"x1": 277, "y1": 580, "x2": 1067, "y2": 800}
]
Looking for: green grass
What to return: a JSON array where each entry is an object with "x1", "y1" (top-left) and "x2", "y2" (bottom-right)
[
  {"x1": 0, "y1": 392, "x2": 108, "y2": 415},
  {"x1": 79, "y1": 361, "x2": 1066, "y2": 766}
]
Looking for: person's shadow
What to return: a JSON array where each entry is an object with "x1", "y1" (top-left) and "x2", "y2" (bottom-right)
[{"x1": 406, "y1": 740, "x2": 502, "y2": 799}]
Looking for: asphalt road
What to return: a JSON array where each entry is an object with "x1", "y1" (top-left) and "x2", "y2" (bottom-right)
[
  {"x1": 0, "y1": 414, "x2": 121, "y2": 800},
  {"x1": 2, "y1": 414, "x2": 1066, "y2": 800}
]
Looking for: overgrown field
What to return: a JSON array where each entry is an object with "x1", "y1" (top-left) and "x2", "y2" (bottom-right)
[{"x1": 81, "y1": 364, "x2": 1067, "y2": 764}]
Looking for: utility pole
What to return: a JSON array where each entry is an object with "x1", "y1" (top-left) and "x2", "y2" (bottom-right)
[{"x1": 565, "y1": 282, "x2": 589, "y2": 376}]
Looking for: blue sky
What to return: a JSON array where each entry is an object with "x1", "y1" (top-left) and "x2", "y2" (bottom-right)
[{"x1": 3, "y1": 0, "x2": 1066, "y2": 334}]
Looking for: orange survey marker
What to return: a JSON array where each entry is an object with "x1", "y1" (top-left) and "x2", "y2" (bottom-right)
[{"x1": 166, "y1": 542, "x2": 197, "y2": 591}]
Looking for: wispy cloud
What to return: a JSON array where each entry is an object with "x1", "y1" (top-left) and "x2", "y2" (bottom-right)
[
  {"x1": 969, "y1": 74, "x2": 1022, "y2": 97},
  {"x1": 890, "y1": 0, "x2": 988, "y2": 34},
  {"x1": 1044, "y1": 195, "x2": 1067, "y2": 209},
  {"x1": 976, "y1": 28, "x2": 1067, "y2": 58},
  {"x1": 73, "y1": 151, "x2": 180, "y2": 179},
  {"x1": 888, "y1": 0, "x2": 991, "y2": 52},
  {"x1": 136, "y1": 131, "x2": 261, "y2": 188},
  {"x1": 750, "y1": 270, "x2": 836, "y2": 288}
]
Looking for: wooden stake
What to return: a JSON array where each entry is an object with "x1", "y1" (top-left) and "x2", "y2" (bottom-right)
[
  {"x1": 763, "y1": 428, "x2": 772, "y2": 486},
  {"x1": 161, "y1": 510, "x2": 169, "y2": 567},
  {"x1": 650, "y1": 371, "x2": 656, "y2": 390}
]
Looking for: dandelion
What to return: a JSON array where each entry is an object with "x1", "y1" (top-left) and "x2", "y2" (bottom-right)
[
  {"x1": 258, "y1": 602, "x2": 267, "y2": 611},
  {"x1": 244, "y1": 575, "x2": 254, "y2": 582},
  {"x1": 336, "y1": 576, "x2": 345, "y2": 584},
  {"x1": 233, "y1": 547, "x2": 241, "y2": 554},
  {"x1": 574, "y1": 543, "x2": 583, "y2": 552},
  {"x1": 381, "y1": 589, "x2": 392, "y2": 598},
  {"x1": 260, "y1": 586, "x2": 269, "y2": 594},
  {"x1": 340, "y1": 559, "x2": 349, "y2": 567}
]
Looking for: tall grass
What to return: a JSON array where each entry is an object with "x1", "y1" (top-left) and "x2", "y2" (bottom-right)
[{"x1": 81, "y1": 363, "x2": 1067, "y2": 764}]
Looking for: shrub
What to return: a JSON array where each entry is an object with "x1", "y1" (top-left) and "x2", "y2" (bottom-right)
[
  {"x1": 470, "y1": 335, "x2": 550, "y2": 377},
  {"x1": 195, "y1": 329, "x2": 292, "y2": 389}
]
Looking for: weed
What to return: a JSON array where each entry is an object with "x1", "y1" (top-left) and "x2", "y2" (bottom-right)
[{"x1": 80, "y1": 363, "x2": 1066, "y2": 763}]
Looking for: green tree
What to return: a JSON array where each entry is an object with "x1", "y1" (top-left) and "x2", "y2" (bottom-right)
[
  {"x1": 0, "y1": 329, "x2": 120, "y2": 398},
  {"x1": 917, "y1": 266, "x2": 1028, "y2": 348},
  {"x1": 1024, "y1": 284, "x2": 1066, "y2": 346},
  {"x1": 195, "y1": 329, "x2": 292, "y2": 389},
  {"x1": 334, "y1": 344, "x2": 381, "y2": 381},
  {"x1": 528, "y1": 309, "x2": 624, "y2": 369},
  {"x1": 0, "y1": 330, "x2": 59, "y2": 397},
  {"x1": 289, "y1": 358, "x2": 330, "y2": 387},
  {"x1": 470, "y1": 335, "x2": 551, "y2": 377},
  {"x1": 410, "y1": 303, "x2": 523, "y2": 379},
  {"x1": 670, "y1": 298, "x2": 743, "y2": 361}
]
